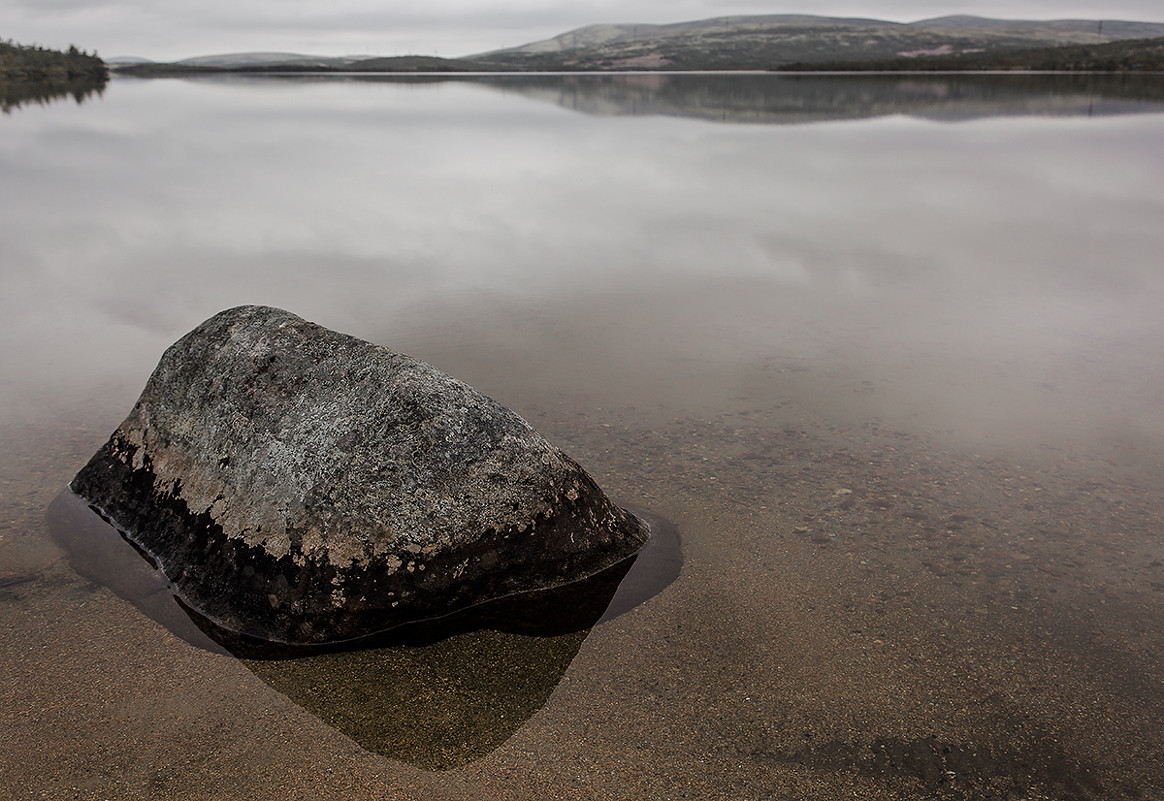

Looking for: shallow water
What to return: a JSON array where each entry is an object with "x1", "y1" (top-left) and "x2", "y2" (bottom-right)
[{"x1": 2, "y1": 73, "x2": 1164, "y2": 799}]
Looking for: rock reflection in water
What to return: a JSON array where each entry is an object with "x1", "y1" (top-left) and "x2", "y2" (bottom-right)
[
  {"x1": 46, "y1": 490, "x2": 228, "y2": 655},
  {"x1": 241, "y1": 628, "x2": 591, "y2": 770},
  {"x1": 46, "y1": 490, "x2": 680, "y2": 769}
]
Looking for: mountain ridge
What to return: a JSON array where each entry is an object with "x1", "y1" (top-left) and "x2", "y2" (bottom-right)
[
  {"x1": 467, "y1": 14, "x2": 1164, "y2": 70},
  {"x1": 111, "y1": 14, "x2": 1164, "y2": 74}
]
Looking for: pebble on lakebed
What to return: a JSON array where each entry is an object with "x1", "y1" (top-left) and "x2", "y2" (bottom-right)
[{"x1": 70, "y1": 305, "x2": 649, "y2": 645}]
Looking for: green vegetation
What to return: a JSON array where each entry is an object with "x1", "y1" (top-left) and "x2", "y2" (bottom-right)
[
  {"x1": 1, "y1": 39, "x2": 108, "y2": 113},
  {"x1": 781, "y1": 35, "x2": 1164, "y2": 72}
]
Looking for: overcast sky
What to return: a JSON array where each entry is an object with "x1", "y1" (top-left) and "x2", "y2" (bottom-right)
[{"x1": 5, "y1": 0, "x2": 1164, "y2": 61}]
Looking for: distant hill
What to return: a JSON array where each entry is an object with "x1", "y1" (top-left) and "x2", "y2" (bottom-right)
[
  {"x1": 114, "y1": 53, "x2": 505, "y2": 76},
  {"x1": 472, "y1": 15, "x2": 890, "y2": 56},
  {"x1": 470, "y1": 14, "x2": 1164, "y2": 71},
  {"x1": 105, "y1": 56, "x2": 154, "y2": 65},
  {"x1": 175, "y1": 52, "x2": 366, "y2": 68},
  {"x1": 113, "y1": 51, "x2": 371, "y2": 73},
  {"x1": 341, "y1": 56, "x2": 505, "y2": 72},
  {"x1": 783, "y1": 35, "x2": 1164, "y2": 72},
  {"x1": 910, "y1": 15, "x2": 1164, "y2": 38},
  {"x1": 110, "y1": 15, "x2": 1164, "y2": 76}
]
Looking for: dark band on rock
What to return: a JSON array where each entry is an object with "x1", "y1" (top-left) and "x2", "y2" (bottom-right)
[{"x1": 71, "y1": 305, "x2": 649, "y2": 644}]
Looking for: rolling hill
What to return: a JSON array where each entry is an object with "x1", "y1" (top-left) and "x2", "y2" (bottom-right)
[
  {"x1": 111, "y1": 14, "x2": 1164, "y2": 75},
  {"x1": 469, "y1": 14, "x2": 1164, "y2": 71}
]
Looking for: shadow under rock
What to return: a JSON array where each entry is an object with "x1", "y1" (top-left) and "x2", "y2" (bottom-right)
[{"x1": 46, "y1": 490, "x2": 681, "y2": 768}]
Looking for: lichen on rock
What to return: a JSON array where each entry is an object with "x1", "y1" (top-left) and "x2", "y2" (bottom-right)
[{"x1": 71, "y1": 305, "x2": 649, "y2": 644}]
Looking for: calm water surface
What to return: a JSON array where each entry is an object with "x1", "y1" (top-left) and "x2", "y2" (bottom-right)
[{"x1": 2, "y1": 73, "x2": 1164, "y2": 799}]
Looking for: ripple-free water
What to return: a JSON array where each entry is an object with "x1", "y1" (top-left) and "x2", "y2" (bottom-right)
[{"x1": 2, "y1": 73, "x2": 1164, "y2": 799}]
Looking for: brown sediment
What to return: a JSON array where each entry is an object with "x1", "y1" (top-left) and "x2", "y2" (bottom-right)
[{"x1": 3, "y1": 382, "x2": 1164, "y2": 798}]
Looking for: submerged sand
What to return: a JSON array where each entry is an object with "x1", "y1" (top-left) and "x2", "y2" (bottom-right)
[{"x1": 2, "y1": 359, "x2": 1162, "y2": 800}]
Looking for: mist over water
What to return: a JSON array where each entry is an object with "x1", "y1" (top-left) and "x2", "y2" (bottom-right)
[{"x1": 3, "y1": 73, "x2": 1164, "y2": 798}]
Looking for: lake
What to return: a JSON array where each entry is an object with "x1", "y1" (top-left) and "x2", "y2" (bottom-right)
[{"x1": 2, "y1": 72, "x2": 1164, "y2": 799}]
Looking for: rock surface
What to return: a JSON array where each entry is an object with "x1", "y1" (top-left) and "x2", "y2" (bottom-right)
[{"x1": 71, "y1": 305, "x2": 649, "y2": 644}]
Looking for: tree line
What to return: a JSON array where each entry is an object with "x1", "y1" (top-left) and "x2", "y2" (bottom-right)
[
  {"x1": 1, "y1": 39, "x2": 108, "y2": 113},
  {"x1": 779, "y1": 36, "x2": 1164, "y2": 72}
]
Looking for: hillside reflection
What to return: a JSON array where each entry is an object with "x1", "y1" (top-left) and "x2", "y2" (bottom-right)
[
  {"x1": 471, "y1": 72, "x2": 1164, "y2": 123},
  {"x1": 243, "y1": 71, "x2": 1164, "y2": 123},
  {"x1": 126, "y1": 72, "x2": 1164, "y2": 124}
]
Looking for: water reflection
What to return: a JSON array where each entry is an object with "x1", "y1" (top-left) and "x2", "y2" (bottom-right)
[
  {"x1": 235, "y1": 72, "x2": 1164, "y2": 123},
  {"x1": 0, "y1": 76, "x2": 107, "y2": 114},
  {"x1": 46, "y1": 490, "x2": 680, "y2": 768},
  {"x1": 4, "y1": 73, "x2": 1163, "y2": 466},
  {"x1": 45, "y1": 490, "x2": 227, "y2": 654},
  {"x1": 242, "y1": 629, "x2": 591, "y2": 770},
  {"x1": 4, "y1": 73, "x2": 1164, "y2": 795},
  {"x1": 501, "y1": 73, "x2": 1164, "y2": 123}
]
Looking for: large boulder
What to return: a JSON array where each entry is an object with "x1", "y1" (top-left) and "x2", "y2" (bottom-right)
[{"x1": 71, "y1": 305, "x2": 649, "y2": 644}]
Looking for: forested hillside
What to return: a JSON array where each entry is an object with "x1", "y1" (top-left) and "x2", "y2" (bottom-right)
[
  {"x1": 782, "y1": 35, "x2": 1164, "y2": 71},
  {"x1": 1, "y1": 40, "x2": 108, "y2": 112}
]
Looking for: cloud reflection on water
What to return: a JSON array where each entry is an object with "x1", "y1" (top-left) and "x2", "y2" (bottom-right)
[{"x1": 2, "y1": 74, "x2": 1163, "y2": 474}]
